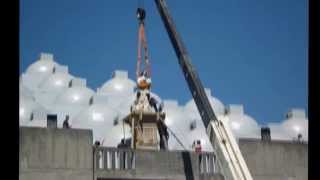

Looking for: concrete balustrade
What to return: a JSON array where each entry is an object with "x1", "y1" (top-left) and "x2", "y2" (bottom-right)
[{"x1": 94, "y1": 147, "x2": 136, "y2": 170}]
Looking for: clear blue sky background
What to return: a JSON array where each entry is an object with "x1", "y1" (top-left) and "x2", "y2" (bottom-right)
[{"x1": 20, "y1": 0, "x2": 308, "y2": 124}]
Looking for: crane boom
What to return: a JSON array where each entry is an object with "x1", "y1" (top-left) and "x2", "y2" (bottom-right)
[
  {"x1": 154, "y1": 0, "x2": 253, "y2": 179},
  {"x1": 154, "y1": 0, "x2": 216, "y2": 128}
]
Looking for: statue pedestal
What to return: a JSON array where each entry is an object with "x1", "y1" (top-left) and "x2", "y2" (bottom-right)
[{"x1": 123, "y1": 111, "x2": 166, "y2": 150}]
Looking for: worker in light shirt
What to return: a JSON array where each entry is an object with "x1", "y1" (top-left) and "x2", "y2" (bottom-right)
[
  {"x1": 193, "y1": 140, "x2": 202, "y2": 153},
  {"x1": 193, "y1": 140, "x2": 203, "y2": 170}
]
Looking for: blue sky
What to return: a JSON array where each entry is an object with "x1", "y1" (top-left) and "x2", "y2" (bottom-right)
[{"x1": 20, "y1": 0, "x2": 308, "y2": 124}]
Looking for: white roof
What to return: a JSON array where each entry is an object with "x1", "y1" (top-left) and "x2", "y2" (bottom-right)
[
  {"x1": 55, "y1": 86, "x2": 94, "y2": 106},
  {"x1": 184, "y1": 88, "x2": 225, "y2": 118},
  {"x1": 38, "y1": 72, "x2": 73, "y2": 92},
  {"x1": 72, "y1": 104, "x2": 119, "y2": 141},
  {"x1": 227, "y1": 113, "x2": 260, "y2": 138},
  {"x1": 19, "y1": 53, "x2": 309, "y2": 150},
  {"x1": 20, "y1": 96, "x2": 47, "y2": 126},
  {"x1": 26, "y1": 54, "x2": 57, "y2": 75},
  {"x1": 98, "y1": 71, "x2": 136, "y2": 96}
]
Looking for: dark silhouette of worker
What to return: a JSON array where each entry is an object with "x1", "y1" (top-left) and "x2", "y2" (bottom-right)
[
  {"x1": 297, "y1": 133, "x2": 303, "y2": 143},
  {"x1": 147, "y1": 93, "x2": 164, "y2": 114},
  {"x1": 94, "y1": 141, "x2": 101, "y2": 146},
  {"x1": 117, "y1": 139, "x2": 130, "y2": 149},
  {"x1": 158, "y1": 119, "x2": 169, "y2": 150},
  {"x1": 148, "y1": 94, "x2": 159, "y2": 112},
  {"x1": 63, "y1": 115, "x2": 70, "y2": 129}
]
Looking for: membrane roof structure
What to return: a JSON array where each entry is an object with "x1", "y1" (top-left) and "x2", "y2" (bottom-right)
[{"x1": 19, "y1": 53, "x2": 308, "y2": 151}]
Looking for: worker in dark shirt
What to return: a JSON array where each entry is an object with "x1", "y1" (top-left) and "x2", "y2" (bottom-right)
[
  {"x1": 158, "y1": 119, "x2": 169, "y2": 150},
  {"x1": 63, "y1": 115, "x2": 71, "y2": 129}
]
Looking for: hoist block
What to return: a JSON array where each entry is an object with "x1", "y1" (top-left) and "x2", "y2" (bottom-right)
[{"x1": 137, "y1": 8, "x2": 146, "y2": 21}]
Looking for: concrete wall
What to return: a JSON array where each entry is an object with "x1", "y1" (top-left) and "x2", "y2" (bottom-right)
[
  {"x1": 19, "y1": 127, "x2": 93, "y2": 180},
  {"x1": 238, "y1": 138, "x2": 308, "y2": 180},
  {"x1": 19, "y1": 127, "x2": 223, "y2": 180},
  {"x1": 20, "y1": 127, "x2": 307, "y2": 180}
]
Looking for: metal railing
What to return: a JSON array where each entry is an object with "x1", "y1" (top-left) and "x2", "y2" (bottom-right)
[
  {"x1": 198, "y1": 152, "x2": 219, "y2": 175},
  {"x1": 93, "y1": 146, "x2": 221, "y2": 177},
  {"x1": 94, "y1": 147, "x2": 135, "y2": 171}
]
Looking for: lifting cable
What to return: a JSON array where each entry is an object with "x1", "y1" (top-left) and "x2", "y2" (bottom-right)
[
  {"x1": 136, "y1": 5, "x2": 151, "y2": 79},
  {"x1": 167, "y1": 126, "x2": 187, "y2": 150}
]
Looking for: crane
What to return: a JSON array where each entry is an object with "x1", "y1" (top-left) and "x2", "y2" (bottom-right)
[{"x1": 152, "y1": 0, "x2": 254, "y2": 179}]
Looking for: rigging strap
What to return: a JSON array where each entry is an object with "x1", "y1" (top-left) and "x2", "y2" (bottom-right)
[{"x1": 136, "y1": 8, "x2": 151, "y2": 79}]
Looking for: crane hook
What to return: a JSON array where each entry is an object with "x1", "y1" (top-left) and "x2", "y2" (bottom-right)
[{"x1": 137, "y1": 8, "x2": 146, "y2": 22}]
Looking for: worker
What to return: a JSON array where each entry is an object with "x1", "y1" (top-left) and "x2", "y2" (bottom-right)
[
  {"x1": 157, "y1": 119, "x2": 169, "y2": 149},
  {"x1": 193, "y1": 140, "x2": 203, "y2": 170},
  {"x1": 147, "y1": 94, "x2": 158, "y2": 112},
  {"x1": 94, "y1": 141, "x2": 101, "y2": 146},
  {"x1": 193, "y1": 140, "x2": 202, "y2": 153},
  {"x1": 63, "y1": 115, "x2": 70, "y2": 129},
  {"x1": 148, "y1": 92, "x2": 164, "y2": 113},
  {"x1": 117, "y1": 139, "x2": 130, "y2": 149},
  {"x1": 297, "y1": 133, "x2": 303, "y2": 143}
]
